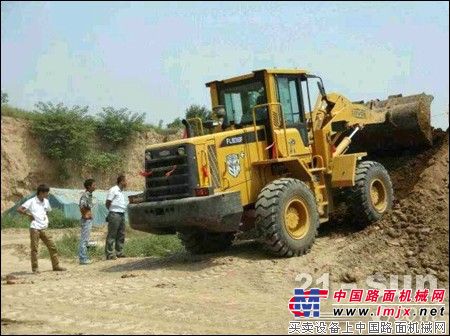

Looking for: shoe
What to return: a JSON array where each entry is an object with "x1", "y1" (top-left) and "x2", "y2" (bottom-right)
[
  {"x1": 53, "y1": 266, "x2": 67, "y2": 272},
  {"x1": 86, "y1": 241, "x2": 97, "y2": 248},
  {"x1": 32, "y1": 269, "x2": 40, "y2": 274},
  {"x1": 116, "y1": 254, "x2": 126, "y2": 258},
  {"x1": 106, "y1": 255, "x2": 117, "y2": 260},
  {"x1": 79, "y1": 260, "x2": 92, "y2": 265}
]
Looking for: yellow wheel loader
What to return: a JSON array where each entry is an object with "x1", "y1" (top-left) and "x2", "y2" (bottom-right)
[{"x1": 128, "y1": 68, "x2": 433, "y2": 257}]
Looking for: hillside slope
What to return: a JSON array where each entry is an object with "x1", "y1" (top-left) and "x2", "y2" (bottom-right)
[{"x1": 1, "y1": 116, "x2": 180, "y2": 212}]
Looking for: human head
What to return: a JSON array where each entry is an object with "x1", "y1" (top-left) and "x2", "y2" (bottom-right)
[
  {"x1": 84, "y1": 178, "x2": 96, "y2": 192},
  {"x1": 117, "y1": 174, "x2": 127, "y2": 189},
  {"x1": 36, "y1": 184, "x2": 50, "y2": 200}
]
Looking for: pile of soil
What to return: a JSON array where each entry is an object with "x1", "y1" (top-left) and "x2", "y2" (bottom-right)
[{"x1": 335, "y1": 129, "x2": 449, "y2": 285}]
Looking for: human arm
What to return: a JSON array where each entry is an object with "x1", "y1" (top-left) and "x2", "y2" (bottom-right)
[
  {"x1": 106, "y1": 188, "x2": 116, "y2": 210},
  {"x1": 17, "y1": 204, "x2": 34, "y2": 221}
]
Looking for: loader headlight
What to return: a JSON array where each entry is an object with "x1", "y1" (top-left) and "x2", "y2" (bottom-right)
[
  {"x1": 177, "y1": 146, "x2": 186, "y2": 156},
  {"x1": 145, "y1": 151, "x2": 152, "y2": 161}
]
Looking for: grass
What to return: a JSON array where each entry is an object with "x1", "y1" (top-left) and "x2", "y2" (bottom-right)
[
  {"x1": 47, "y1": 209, "x2": 80, "y2": 229},
  {"x1": 1, "y1": 213, "x2": 30, "y2": 229},
  {"x1": 1, "y1": 209, "x2": 79, "y2": 230},
  {"x1": 40, "y1": 226, "x2": 184, "y2": 260},
  {"x1": 123, "y1": 233, "x2": 184, "y2": 257}
]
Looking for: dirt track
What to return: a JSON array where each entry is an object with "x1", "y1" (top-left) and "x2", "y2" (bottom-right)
[
  {"x1": 1, "y1": 224, "x2": 448, "y2": 334},
  {"x1": 1, "y1": 227, "x2": 357, "y2": 335}
]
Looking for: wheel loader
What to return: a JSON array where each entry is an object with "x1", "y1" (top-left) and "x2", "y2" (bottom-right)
[{"x1": 128, "y1": 68, "x2": 433, "y2": 257}]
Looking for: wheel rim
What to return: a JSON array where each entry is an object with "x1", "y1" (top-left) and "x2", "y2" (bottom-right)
[
  {"x1": 370, "y1": 178, "x2": 388, "y2": 213},
  {"x1": 284, "y1": 198, "x2": 310, "y2": 239}
]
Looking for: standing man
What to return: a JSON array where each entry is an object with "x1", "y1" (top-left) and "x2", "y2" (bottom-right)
[
  {"x1": 105, "y1": 174, "x2": 127, "y2": 260},
  {"x1": 79, "y1": 178, "x2": 96, "y2": 265},
  {"x1": 17, "y1": 184, "x2": 66, "y2": 274}
]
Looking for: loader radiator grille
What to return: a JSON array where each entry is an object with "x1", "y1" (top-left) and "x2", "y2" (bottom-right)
[
  {"x1": 207, "y1": 145, "x2": 221, "y2": 188},
  {"x1": 144, "y1": 145, "x2": 198, "y2": 201}
]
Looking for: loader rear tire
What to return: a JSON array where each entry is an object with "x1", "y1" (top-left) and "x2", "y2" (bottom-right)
[
  {"x1": 255, "y1": 178, "x2": 320, "y2": 257},
  {"x1": 177, "y1": 229, "x2": 235, "y2": 254},
  {"x1": 348, "y1": 160, "x2": 393, "y2": 227}
]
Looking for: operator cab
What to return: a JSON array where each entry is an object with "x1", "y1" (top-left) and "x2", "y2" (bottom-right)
[{"x1": 206, "y1": 69, "x2": 325, "y2": 147}]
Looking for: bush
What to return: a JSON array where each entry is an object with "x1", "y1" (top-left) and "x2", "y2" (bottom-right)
[
  {"x1": 167, "y1": 117, "x2": 183, "y2": 129},
  {"x1": 31, "y1": 102, "x2": 94, "y2": 161},
  {"x1": 1, "y1": 105, "x2": 38, "y2": 120},
  {"x1": 96, "y1": 107, "x2": 145, "y2": 146},
  {"x1": 85, "y1": 151, "x2": 122, "y2": 172}
]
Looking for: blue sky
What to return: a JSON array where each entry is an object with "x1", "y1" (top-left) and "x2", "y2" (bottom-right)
[{"x1": 1, "y1": 1, "x2": 449, "y2": 128}]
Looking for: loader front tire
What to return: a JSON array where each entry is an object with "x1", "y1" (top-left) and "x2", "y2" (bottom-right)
[
  {"x1": 178, "y1": 229, "x2": 235, "y2": 254},
  {"x1": 348, "y1": 160, "x2": 393, "y2": 226},
  {"x1": 255, "y1": 178, "x2": 320, "y2": 257}
]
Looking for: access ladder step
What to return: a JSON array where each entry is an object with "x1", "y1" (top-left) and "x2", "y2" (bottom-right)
[{"x1": 309, "y1": 167, "x2": 326, "y2": 172}]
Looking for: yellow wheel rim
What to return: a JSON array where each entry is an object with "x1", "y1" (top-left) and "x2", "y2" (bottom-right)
[
  {"x1": 370, "y1": 178, "x2": 388, "y2": 213},
  {"x1": 284, "y1": 198, "x2": 310, "y2": 239}
]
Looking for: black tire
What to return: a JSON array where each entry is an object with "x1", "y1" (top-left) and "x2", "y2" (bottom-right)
[
  {"x1": 348, "y1": 160, "x2": 393, "y2": 226},
  {"x1": 177, "y1": 229, "x2": 235, "y2": 254},
  {"x1": 255, "y1": 178, "x2": 320, "y2": 257}
]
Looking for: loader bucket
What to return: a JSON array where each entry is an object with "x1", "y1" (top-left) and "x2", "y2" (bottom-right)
[{"x1": 351, "y1": 93, "x2": 433, "y2": 153}]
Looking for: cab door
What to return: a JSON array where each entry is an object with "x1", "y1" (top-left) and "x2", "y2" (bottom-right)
[{"x1": 275, "y1": 75, "x2": 309, "y2": 147}]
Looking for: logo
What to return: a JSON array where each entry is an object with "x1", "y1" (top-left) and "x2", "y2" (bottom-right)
[
  {"x1": 226, "y1": 153, "x2": 241, "y2": 177},
  {"x1": 225, "y1": 136, "x2": 243, "y2": 146},
  {"x1": 289, "y1": 288, "x2": 329, "y2": 318},
  {"x1": 219, "y1": 130, "x2": 266, "y2": 147}
]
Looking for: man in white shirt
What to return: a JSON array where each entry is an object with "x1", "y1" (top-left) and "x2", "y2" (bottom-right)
[
  {"x1": 105, "y1": 174, "x2": 128, "y2": 260},
  {"x1": 17, "y1": 184, "x2": 66, "y2": 274}
]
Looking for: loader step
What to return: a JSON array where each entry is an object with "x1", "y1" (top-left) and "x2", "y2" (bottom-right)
[{"x1": 309, "y1": 167, "x2": 326, "y2": 172}]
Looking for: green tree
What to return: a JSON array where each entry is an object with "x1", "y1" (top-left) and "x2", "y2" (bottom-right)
[
  {"x1": 167, "y1": 117, "x2": 183, "y2": 129},
  {"x1": 1, "y1": 91, "x2": 8, "y2": 104},
  {"x1": 185, "y1": 104, "x2": 211, "y2": 121},
  {"x1": 96, "y1": 107, "x2": 145, "y2": 146}
]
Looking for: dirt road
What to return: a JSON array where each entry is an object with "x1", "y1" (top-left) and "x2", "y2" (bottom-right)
[{"x1": 1, "y1": 226, "x2": 354, "y2": 334}]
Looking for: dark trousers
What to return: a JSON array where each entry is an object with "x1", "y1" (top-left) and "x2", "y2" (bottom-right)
[{"x1": 105, "y1": 212, "x2": 125, "y2": 257}]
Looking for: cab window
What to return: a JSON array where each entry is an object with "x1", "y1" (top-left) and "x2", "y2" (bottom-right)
[
  {"x1": 276, "y1": 76, "x2": 306, "y2": 126},
  {"x1": 219, "y1": 79, "x2": 267, "y2": 126}
]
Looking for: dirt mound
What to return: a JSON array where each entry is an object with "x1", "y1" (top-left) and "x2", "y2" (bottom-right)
[{"x1": 336, "y1": 128, "x2": 449, "y2": 284}]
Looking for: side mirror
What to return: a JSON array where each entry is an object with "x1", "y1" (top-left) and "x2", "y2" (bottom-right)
[{"x1": 317, "y1": 81, "x2": 326, "y2": 99}]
